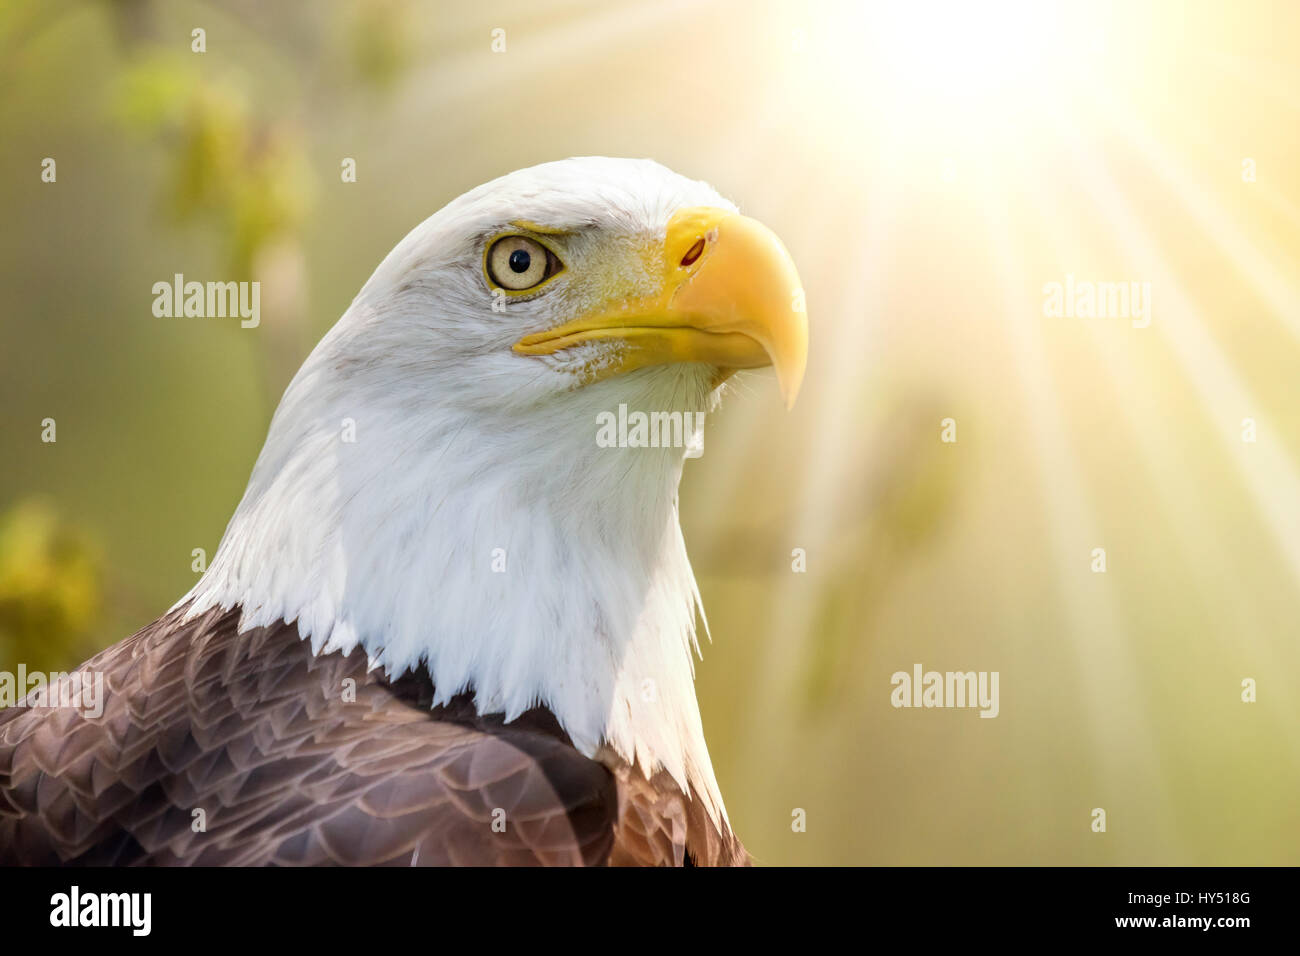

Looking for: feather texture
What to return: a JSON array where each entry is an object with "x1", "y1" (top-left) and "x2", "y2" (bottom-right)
[{"x1": 0, "y1": 604, "x2": 747, "y2": 866}]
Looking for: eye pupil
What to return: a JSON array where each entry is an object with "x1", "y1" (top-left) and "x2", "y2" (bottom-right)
[{"x1": 509, "y1": 249, "x2": 531, "y2": 273}]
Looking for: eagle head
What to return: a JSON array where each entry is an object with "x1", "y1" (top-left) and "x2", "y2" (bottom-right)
[{"x1": 184, "y1": 157, "x2": 808, "y2": 825}]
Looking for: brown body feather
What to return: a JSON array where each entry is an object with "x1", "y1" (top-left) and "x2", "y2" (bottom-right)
[{"x1": 0, "y1": 606, "x2": 747, "y2": 866}]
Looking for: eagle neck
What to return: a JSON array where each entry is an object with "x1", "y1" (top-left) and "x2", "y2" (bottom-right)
[{"x1": 180, "y1": 364, "x2": 730, "y2": 828}]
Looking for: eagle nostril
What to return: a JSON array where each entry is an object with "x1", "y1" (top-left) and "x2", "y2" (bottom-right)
[{"x1": 680, "y1": 238, "x2": 706, "y2": 267}]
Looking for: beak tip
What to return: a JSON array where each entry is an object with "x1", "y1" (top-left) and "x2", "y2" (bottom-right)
[
  {"x1": 775, "y1": 333, "x2": 808, "y2": 410},
  {"x1": 776, "y1": 364, "x2": 805, "y2": 410}
]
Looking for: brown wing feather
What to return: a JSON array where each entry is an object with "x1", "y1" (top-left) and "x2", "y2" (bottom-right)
[
  {"x1": 0, "y1": 606, "x2": 616, "y2": 865},
  {"x1": 601, "y1": 754, "x2": 750, "y2": 867},
  {"x1": 0, "y1": 604, "x2": 746, "y2": 866}
]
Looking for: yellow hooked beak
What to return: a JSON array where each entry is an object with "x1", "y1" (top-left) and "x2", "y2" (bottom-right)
[{"x1": 512, "y1": 207, "x2": 809, "y2": 408}]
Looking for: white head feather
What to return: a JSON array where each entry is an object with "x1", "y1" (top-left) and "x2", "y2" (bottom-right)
[{"x1": 182, "y1": 157, "x2": 743, "y2": 826}]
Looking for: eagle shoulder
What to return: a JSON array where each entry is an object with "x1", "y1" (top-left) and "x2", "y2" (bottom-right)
[{"x1": 0, "y1": 606, "x2": 742, "y2": 866}]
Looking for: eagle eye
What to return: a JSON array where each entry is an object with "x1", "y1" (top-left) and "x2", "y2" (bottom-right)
[{"x1": 487, "y1": 235, "x2": 562, "y2": 292}]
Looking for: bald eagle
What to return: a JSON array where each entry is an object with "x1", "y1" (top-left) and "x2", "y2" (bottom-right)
[{"x1": 0, "y1": 158, "x2": 807, "y2": 866}]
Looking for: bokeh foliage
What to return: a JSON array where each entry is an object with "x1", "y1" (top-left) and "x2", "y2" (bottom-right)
[{"x1": 0, "y1": 500, "x2": 101, "y2": 669}]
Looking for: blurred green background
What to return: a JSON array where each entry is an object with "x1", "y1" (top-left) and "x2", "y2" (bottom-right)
[{"x1": 2, "y1": 0, "x2": 1299, "y2": 864}]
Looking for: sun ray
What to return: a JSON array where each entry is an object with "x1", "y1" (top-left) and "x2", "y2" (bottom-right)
[
  {"x1": 971, "y1": 143, "x2": 1183, "y2": 859},
  {"x1": 1072, "y1": 85, "x2": 1300, "y2": 348},
  {"x1": 726, "y1": 113, "x2": 912, "y2": 802},
  {"x1": 1044, "y1": 109, "x2": 1300, "y2": 590}
]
